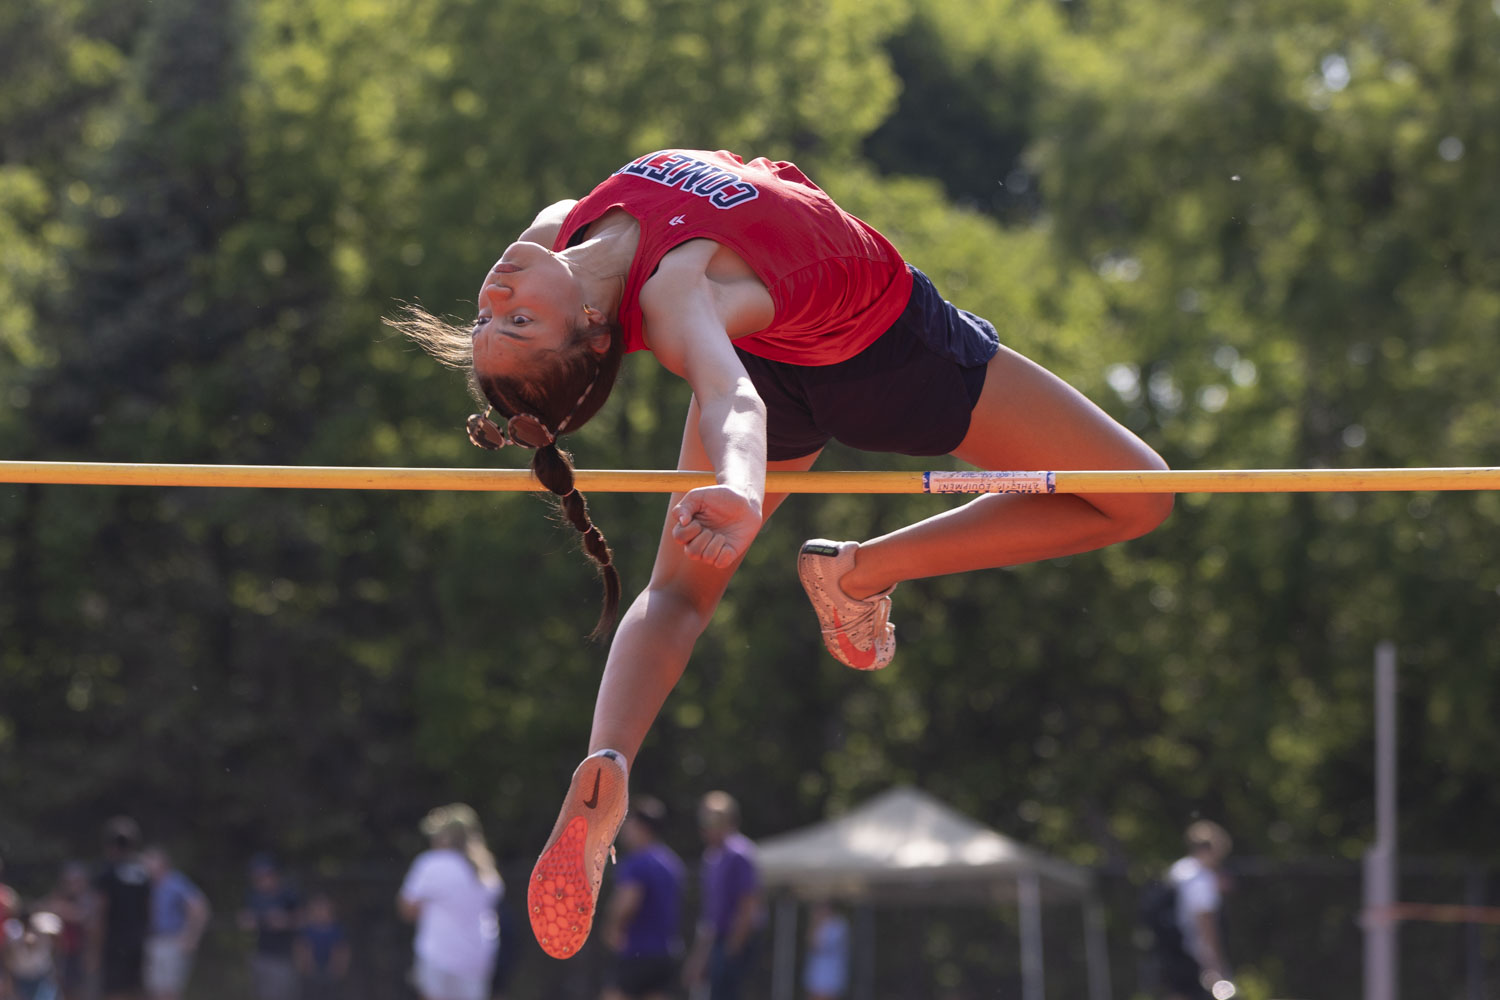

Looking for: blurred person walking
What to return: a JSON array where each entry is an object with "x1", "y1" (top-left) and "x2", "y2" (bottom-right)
[
  {"x1": 294, "y1": 892, "x2": 350, "y2": 1000},
  {"x1": 140, "y1": 847, "x2": 209, "y2": 1000},
  {"x1": 801, "y1": 901, "x2": 849, "y2": 1000},
  {"x1": 0, "y1": 852, "x2": 18, "y2": 993},
  {"x1": 599, "y1": 796, "x2": 685, "y2": 1000},
  {"x1": 0, "y1": 855, "x2": 17, "y2": 926},
  {"x1": 683, "y1": 792, "x2": 763, "y2": 1000},
  {"x1": 397, "y1": 804, "x2": 504, "y2": 1000},
  {"x1": 41, "y1": 863, "x2": 95, "y2": 1000},
  {"x1": 3, "y1": 906, "x2": 65, "y2": 1000},
  {"x1": 90, "y1": 817, "x2": 151, "y2": 1000},
  {"x1": 237, "y1": 855, "x2": 302, "y2": 1000},
  {"x1": 1160, "y1": 820, "x2": 1233, "y2": 1000},
  {"x1": 488, "y1": 898, "x2": 520, "y2": 1000}
]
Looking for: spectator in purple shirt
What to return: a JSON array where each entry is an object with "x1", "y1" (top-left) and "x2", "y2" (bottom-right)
[
  {"x1": 600, "y1": 796, "x2": 685, "y2": 1000},
  {"x1": 683, "y1": 791, "x2": 763, "y2": 1000}
]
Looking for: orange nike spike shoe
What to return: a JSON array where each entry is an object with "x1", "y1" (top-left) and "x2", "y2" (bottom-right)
[
  {"x1": 798, "y1": 539, "x2": 897, "y2": 670},
  {"x1": 528, "y1": 749, "x2": 629, "y2": 959}
]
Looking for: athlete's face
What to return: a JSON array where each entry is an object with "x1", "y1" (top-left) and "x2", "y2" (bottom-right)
[{"x1": 471, "y1": 241, "x2": 587, "y2": 376}]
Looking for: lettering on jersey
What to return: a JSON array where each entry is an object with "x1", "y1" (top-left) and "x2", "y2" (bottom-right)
[{"x1": 616, "y1": 152, "x2": 761, "y2": 210}]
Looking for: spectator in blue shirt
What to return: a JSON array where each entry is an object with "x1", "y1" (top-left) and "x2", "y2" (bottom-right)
[
  {"x1": 237, "y1": 855, "x2": 302, "y2": 1000},
  {"x1": 140, "y1": 847, "x2": 210, "y2": 1000},
  {"x1": 802, "y1": 901, "x2": 849, "y2": 1000},
  {"x1": 294, "y1": 892, "x2": 350, "y2": 1000}
]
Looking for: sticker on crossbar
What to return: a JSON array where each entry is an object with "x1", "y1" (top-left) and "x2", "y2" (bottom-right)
[{"x1": 922, "y1": 471, "x2": 1057, "y2": 495}]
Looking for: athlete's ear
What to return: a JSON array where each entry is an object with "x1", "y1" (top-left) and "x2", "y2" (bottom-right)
[{"x1": 583, "y1": 305, "x2": 612, "y2": 355}]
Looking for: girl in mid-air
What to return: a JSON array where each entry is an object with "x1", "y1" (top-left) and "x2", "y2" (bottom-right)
[{"x1": 398, "y1": 148, "x2": 1172, "y2": 960}]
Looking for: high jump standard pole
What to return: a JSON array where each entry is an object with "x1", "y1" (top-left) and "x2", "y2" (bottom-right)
[{"x1": 1364, "y1": 640, "x2": 1399, "y2": 1000}]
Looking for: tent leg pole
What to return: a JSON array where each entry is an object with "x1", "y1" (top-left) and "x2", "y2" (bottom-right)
[
  {"x1": 1084, "y1": 896, "x2": 1112, "y2": 1000},
  {"x1": 772, "y1": 896, "x2": 798, "y2": 1000},
  {"x1": 857, "y1": 902, "x2": 876, "y2": 1000},
  {"x1": 1364, "y1": 639, "x2": 1399, "y2": 1000},
  {"x1": 1020, "y1": 872, "x2": 1045, "y2": 1000}
]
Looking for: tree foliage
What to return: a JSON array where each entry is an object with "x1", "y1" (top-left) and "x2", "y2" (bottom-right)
[{"x1": 2, "y1": 0, "x2": 1498, "y2": 995}]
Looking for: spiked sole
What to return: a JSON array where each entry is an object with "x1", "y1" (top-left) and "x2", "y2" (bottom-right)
[{"x1": 528, "y1": 750, "x2": 628, "y2": 959}]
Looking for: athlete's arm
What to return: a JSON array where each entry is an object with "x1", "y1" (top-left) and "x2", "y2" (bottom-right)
[{"x1": 640, "y1": 244, "x2": 768, "y2": 568}]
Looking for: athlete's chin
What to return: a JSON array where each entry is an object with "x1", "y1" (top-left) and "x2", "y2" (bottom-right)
[{"x1": 499, "y1": 240, "x2": 555, "y2": 267}]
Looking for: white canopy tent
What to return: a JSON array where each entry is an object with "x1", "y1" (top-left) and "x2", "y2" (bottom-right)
[{"x1": 756, "y1": 786, "x2": 1111, "y2": 1000}]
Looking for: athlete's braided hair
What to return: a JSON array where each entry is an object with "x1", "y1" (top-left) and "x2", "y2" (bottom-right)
[
  {"x1": 391, "y1": 303, "x2": 625, "y2": 638},
  {"x1": 480, "y1": 361, "x2": 621, "y2": 641}
]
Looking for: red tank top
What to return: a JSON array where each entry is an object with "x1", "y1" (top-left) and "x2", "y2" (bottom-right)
[{"x1": 553, "y1": 149, "x2": 913, "y2": 366}]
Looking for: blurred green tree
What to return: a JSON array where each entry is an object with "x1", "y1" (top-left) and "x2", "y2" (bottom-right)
[{"x1": 0, "y1": 1, "x2": 1497, "y2": 995}]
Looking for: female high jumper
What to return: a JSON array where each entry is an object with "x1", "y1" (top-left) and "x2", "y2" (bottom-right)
[{"x1": 397, "y1": 148, "x2": 1172, "y2": 960}]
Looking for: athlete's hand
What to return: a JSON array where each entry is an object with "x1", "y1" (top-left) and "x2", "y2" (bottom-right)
[{"x1": 671, "y1": 485, "x2": 762, "y2": 568}]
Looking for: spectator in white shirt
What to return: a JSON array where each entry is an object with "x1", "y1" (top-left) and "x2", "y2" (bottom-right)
[
  {"x1": 398, "y1": 804, "x2": 504, "y2": 1000},
  {"x1": 1165, "y1": 820, "x2": 1233, "y2": 1000}
]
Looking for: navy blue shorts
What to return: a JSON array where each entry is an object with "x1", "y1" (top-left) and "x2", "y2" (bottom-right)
[{"x1": 735, "y1": 266, "x2": 1000, "y2": 461}]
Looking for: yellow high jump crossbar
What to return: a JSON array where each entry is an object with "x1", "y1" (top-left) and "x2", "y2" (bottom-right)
[{"x1": 2, "y1": 461, "x2": 1499, "y2": 494}]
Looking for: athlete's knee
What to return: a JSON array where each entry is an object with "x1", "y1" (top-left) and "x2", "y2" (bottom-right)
[
  {"x1": 647, "y1": 573, "x2": 732, "y2": 631},
  {"x1": 1125, "y1": 490, "x2": 1174, "y2": 538}
]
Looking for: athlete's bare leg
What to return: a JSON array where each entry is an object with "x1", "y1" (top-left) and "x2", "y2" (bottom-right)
[
  {"x1": 586, "y1": 397, "x2": 821, "y2": 764},
  {"x1": 836, "y1": 343, "x2": 1172, "y2": 598}
]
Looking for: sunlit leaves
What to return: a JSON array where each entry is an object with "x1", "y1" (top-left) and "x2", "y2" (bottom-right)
[{"x1": 0, "y1": 3, "x2": 1497, "y2": 960}]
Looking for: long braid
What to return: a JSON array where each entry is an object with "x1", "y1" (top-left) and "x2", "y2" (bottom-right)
[
  {"x1": 532, "y1": 442, "x2": 621, "y2": 640},
  {"x1": 396, "y1": 298, "x2": 626, "y2": 637}
]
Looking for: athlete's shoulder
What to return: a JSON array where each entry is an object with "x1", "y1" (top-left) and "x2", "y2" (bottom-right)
[{"x1": 518, "y1": 199, "x2": 577, "y2": 248}]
